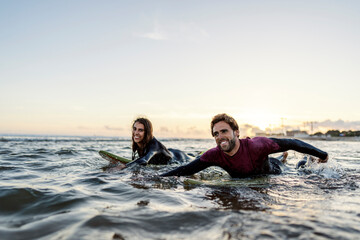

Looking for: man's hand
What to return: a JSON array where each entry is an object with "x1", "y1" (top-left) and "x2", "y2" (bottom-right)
[
  {"x1": 310, "y1": 155, "x2": 328, "y2": 163},
  {"x1": 318, "y1": 155, "x2": 328, "y2": 163}
]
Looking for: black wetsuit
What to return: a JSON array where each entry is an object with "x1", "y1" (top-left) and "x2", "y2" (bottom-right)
[
  {"x1": 161, "y1": 138, "x2": 328, "y2": 178},
  {"x1": 128, "y1": 137, "x2": 190, "y2": 166}
]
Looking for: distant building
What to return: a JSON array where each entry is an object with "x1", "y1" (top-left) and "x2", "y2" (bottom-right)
[
  {"x1": 286, "y1": 130, "x2": 309, "y2": 138},
  {"x1": 255, "y1": 132, "x2": 285, "y2": 137},
  {"x1": 255, "y1": 132, "x2": 265, "y2": 137}
]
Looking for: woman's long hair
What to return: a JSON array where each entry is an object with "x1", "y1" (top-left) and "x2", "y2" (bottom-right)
[{"x1": 131, "y1": 117, "x2": 153, "y2": 159}]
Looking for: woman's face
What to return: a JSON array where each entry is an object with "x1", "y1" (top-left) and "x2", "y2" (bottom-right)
[{"x1": 132, "y1": 122, "x2": 145, "y2": 145}]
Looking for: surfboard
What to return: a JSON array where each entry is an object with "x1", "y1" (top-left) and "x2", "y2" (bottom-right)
[
  {"x1": 98, "y1": 150, "x2": 132, "y2": 164},
  {"x1": 183, "y1": 177, "x2": 271, "y2": 188}
]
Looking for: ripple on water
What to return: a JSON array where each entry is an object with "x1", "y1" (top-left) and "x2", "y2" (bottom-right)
[
  {"x1": 76, "y1": 176, "x2": 109, "y2": 186},
  {"x1": 73, "y1": 210, "x2": 226, "y2": 239},
  {"x1": 0, "y1": 187, "x2": 88, "y2": 217},
  {"x1": 0, "y1": 150, "x2": 12, "y2": 154},
  {"x1": 8, "y1": 154, "x2": 46, "y2": 160},
  {"x1": 55, "y1": 149, "x2": 78, "y2": 155},
  {"x1": 204, "y1": 187, "x2": 270, "y2": 211},
  {"x1": 0, "y1": 188, "x2": 46, "y2": 214},
  {"x1": 0, "y1": 166, "x2": 18, "y2": 171}
]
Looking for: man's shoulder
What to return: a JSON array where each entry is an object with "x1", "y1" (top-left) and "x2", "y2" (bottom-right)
[
  {"x1": 201, "y1": 146, "x2": 221, "y2": 161},
  {"x1": 243, "y1": 137, "x2": 279, "y2": 151},
  {"x1": 241, "y1": 136, "x2": 276, "y2": 148},
  {"x1": 243, "y1": 136, "x2": 272, "y2": 143},
  {"x1": 204, "y1": 146, "x2": 221, "y2": 154}
]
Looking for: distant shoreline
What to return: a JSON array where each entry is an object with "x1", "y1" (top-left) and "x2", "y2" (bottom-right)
[
  {"x1": 299, "y1": 136, "x2": 360, "y2": 142},
  {"x1": 254, "y1": 134, "x2": 360, "y2": 142}
]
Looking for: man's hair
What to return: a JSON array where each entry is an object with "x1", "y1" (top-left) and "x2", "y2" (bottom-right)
[
  {"x1": 210, "y1": 113, "x2": 239, "y2": 136},
  {"x1": 132, "y1": 117, "x2": 154, "y2": 154}
]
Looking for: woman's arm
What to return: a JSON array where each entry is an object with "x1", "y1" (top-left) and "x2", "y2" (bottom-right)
[{"x1": 126, "y1": 152, "x2": 156, "y2": 166}]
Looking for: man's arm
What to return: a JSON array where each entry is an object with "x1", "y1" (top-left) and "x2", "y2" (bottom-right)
[
  {"x1": 269, "y1": 138, "x2": 328, "y2": 162},
  {"x1": 161, "y1": 157, "x2": 213, "y2": 177}
]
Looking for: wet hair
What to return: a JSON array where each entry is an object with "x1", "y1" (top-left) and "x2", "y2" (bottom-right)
[
  {"x1": 210, "y1": 113, "x2": 239, "y2": 136},
  {"x1": 132, "y1": 117, "x2": 153, "y2": 159}
]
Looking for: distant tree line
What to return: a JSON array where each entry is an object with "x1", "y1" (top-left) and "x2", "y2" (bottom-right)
[{"x1": 312, "y1": 130, "x2": 360, "y2": 137}]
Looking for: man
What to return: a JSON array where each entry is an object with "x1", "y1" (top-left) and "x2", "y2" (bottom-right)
[{"x1": 161, "y1": 113, "x2": 328, "y2": 178}]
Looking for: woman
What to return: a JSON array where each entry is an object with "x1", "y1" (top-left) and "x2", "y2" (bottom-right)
[{"x1": 128, "y1": 117, "x2": 190, "y2": 167}]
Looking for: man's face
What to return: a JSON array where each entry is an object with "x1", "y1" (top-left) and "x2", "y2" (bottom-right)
[{"x1": 212, "y1": 121, "x2": 239, "y2": 153}]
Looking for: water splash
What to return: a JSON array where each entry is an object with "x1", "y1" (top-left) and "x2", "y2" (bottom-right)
[{"x1": 297, "y1": 156, "x2": 345, "y2": 179}]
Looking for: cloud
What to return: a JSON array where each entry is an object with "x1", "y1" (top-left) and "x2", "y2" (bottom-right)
[
  {"x1": 78, "y1": 126, "x2": 92, "y2": 130},
  {"x1": 157, "y1": 125, "x2": 208, "y2": 138},
  {"x1": 135, "y1": 20, "x2": 208, "y2": 42},
  {"x1": 185, "y1": 126, "x2": 207, "y2": 136},
  {"x1": 316, "y1": 119, "x2": 360, "y2": 130},
  {"x1": 239, "y1": 124, "x2": 265, "y2": 137},
  {"x1": 160, "y1": 126, "x2": 169, "y2": 133},
  {"x1": 104, "y1": 125, "x2": 124, "y2": 131},
  {"x1": 153, "y1": 120, "x2": 360, "y2": 138},
  {"x1": 248, "y1": 119, "x2": 360, "y2": 135},
  {"x1": 140, "y1": 31, "x2": 167, "y2": 41},
  {"x1": 136, "y1": 21, "x2": 168, "y2": 40}
]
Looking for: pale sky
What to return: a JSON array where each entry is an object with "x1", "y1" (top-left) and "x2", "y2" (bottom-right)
[{"x1": 1, "y1": 0, "x2": 360, "y2": 138}]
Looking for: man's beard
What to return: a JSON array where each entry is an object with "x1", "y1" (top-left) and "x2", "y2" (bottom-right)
[{"x1": 219, "y1": 133, "x2": 237, "y2": 153}]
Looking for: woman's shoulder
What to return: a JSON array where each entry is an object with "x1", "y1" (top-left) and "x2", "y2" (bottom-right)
[
  {"x1": 147, "y1": 137, "x2": 168, "y2": 150},
  {"x1": 149, "y1": 137, "x2": 160, "y2": 146}
]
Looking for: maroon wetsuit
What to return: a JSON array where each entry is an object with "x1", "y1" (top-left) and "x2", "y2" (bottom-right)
[
  {"x1": 161, "y1": 137, "x2": 328, "y2": 178},
  {"x1": 200, "y1": 137, "x2": 280, "y2": 177}
]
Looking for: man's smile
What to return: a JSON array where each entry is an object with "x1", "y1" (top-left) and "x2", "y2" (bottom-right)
[{"x1": 219, "y1": 139, "x2": 231, "y2": 150}]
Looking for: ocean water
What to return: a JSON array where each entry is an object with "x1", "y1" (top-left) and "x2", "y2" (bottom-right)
[{"x1": 0, "y1": 136, "x2": 359, "y2": 240}]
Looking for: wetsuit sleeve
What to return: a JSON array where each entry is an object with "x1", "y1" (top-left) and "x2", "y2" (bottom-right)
[
  {"x1": 126, "y1": 157, "x2": 148, "y2": 167},
  {"x1": 160, "y1": 157, "x2": 213, "y2": 177},
  {"x1": 269, "y1": 138, "x2": 328, "y2": 160}
]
